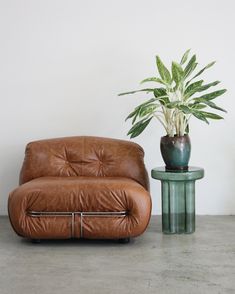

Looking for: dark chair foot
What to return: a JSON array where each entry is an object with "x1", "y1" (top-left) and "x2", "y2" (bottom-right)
[
  {"x1": 31, "y1": 239, "x2": 41, "y2": 244},
  {"x1": 118, "y1": 238, "x2": 130, "y2": 244}
]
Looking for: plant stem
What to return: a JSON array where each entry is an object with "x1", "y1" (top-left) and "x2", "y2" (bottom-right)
[{"x1": 153, "y1": 113, "x2": 168, "y2": 133}]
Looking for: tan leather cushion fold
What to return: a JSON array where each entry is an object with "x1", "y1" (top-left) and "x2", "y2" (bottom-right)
[
  {"x1": 9, "y1": 177, "x2": 151, "y2": 239},
  {"x1": 19, "y1": 136, "x2": 149, "y2": 190}
]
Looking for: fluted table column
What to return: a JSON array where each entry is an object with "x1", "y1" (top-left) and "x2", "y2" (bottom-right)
[{"x1": 151, "y1": 167, "x2": 204, "y2": 234}]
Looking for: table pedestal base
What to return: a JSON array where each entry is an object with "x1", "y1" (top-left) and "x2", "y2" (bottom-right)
[
  {"x1": 151, "y1": 167, "x2": 204, "y2": 234},
  {"x1": 161, "y1": 180, "x2": 195, "y2": 234}
]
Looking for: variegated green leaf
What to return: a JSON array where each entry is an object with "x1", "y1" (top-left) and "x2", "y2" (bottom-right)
[
  {"x1": 199, "y1": 111, "x2": 224, "y2": 120},
  {"x1": 125, "y1": 98, "x2": 156, "y2": 122},
  {"x1": 192, "y1": 111, "x2": 209, "y2": 124},
  {"x1": 118, "y1": 88, "x2": 154, "y2": 96},
  {"x1": 156, "y1": 56, "x2": 172, "y2": 84},
  {"x1": 189, "y1": 103, "x2": 207, "y2": 110},
  {"x1": 153, "y1": 88, "x2": 167, "y2": 97},
  {"x1": 184, "y1": 80, "x2": 204, "y2": 98},
  {"x1": 139, "y1": 104, "x2": 158, "y2": 117},
  {"x1": 140, "y1": 77, "x2": 166, "y2": 85},
  {"x1": 125, "y1": 109, "x2": 138, "y2": 121},
  {"x1": 166, "y1": 101, "x2": 181, "y2": 109},
  {"x1": 197, "y1": 81, "x2": 220, "y2": 92},
  {"x1": 193, "y1": 89, "x2": 227, "y2": 101},
  {"x1": 157, "y1": 96, "x2": 170, "y2": 105},
  {"x1": 197, "y1": 100, "x2": 227, "y2": 113},
  {"x1": 127, "y1": 117, "x2": 153, "y2": 138},
  {"x1": 184, "y1": 55, "x2": 197, "y2": 78},
  {"x1": 180, "y1": 49, "x2": 191, "y2": 65},
  {"x1": 205, "y1": 101, "x2": 227, "y2": 113},
  {"x1": 172, "y1": 61, "x2": 184, "y2": 85},
  {"x1": 188, "y1": 61, "x2": 216, "y2": 84},
  {"x1": 177, "y1": 105, "x2": 192, "y2": 114}
]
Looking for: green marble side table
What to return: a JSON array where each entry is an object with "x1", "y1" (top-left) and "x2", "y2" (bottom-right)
[{"x1": 151, "y1": 167, "x2": 204, "y2": 234}]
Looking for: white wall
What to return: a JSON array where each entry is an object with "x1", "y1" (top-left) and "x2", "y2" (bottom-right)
[{"x1": 0, "y1": 0, "x2": 234, "y2": 215}]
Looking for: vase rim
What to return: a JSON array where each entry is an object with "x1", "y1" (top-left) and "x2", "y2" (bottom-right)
[{"x1": 162, "y1": 134, "x2": 190, "y2": 138}]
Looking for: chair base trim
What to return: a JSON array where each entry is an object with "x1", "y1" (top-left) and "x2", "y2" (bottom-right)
[{"x1": 27, "y1": 211, "x2": 127, "y2": 238}]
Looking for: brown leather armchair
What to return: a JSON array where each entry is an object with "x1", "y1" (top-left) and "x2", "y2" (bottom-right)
[{"x1": 8, "y1": 136, "x2": 152, "y2": 242}]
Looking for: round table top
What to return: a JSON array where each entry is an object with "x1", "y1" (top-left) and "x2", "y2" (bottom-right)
[{"x1": 151, "y1": 166, "x2": 204, "y2": 181}]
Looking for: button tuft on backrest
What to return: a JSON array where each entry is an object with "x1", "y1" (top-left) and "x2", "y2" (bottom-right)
[{"x1": 19, "y1": 136, "x2": 149, "y2": 190}]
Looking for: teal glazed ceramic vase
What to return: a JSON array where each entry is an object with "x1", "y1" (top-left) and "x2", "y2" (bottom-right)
[{"x1": 160, "y1": 135, "x2": 191, "y2": 171}]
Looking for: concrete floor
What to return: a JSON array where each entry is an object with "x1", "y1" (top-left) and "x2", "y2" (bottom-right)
[{"x1": 0, "y1": 216, "x2": 234, "y2": 294}]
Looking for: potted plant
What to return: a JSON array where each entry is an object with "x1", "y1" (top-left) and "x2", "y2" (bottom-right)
[{"x1": 118, "y1": 50, "x2": 227, "y2": 170}]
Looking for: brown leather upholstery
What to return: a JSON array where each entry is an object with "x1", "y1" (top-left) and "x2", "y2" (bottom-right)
[{"x1": 8, "y1": 136, "x2": 152, "y2": 240}]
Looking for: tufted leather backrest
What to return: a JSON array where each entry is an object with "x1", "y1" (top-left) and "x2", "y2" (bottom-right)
[{"x1": 19, "y1": 136, "x2": 149, "y2": 190}]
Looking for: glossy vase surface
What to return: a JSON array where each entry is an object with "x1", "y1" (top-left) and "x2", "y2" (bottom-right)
[{"x1": 160, "y1": 135, "x2": 191, "y2": 170}]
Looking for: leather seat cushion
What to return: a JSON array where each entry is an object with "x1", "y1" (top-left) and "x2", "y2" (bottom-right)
[{"x1": 8, "y1": 177, "x2": 151, "y2": 239}]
